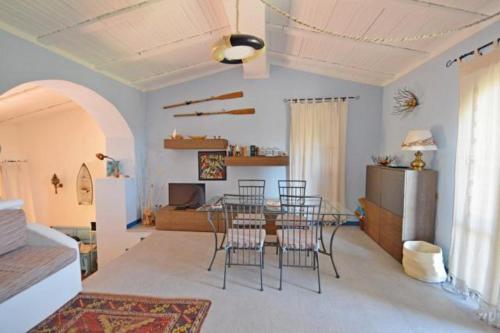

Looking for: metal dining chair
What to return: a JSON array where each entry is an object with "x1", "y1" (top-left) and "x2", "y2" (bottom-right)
[
  {"x1": 239, "y1": 179, "x2": 265, "y2": 197},
  {"x1": 235, "y1": 180, "x2": 266, "y2": 226},
  {"x1": 222, "y1": 194, "x2": 266, "y2": 291},
  {"x1": 277, "y1": 180, "x2": 307, "y2": 223},
  {"x1": 277, "y1": 195, "x2": 323, "y2": 293},
  {"x1": 278, "y1": 180, "x2": 306, "y2": 199}
]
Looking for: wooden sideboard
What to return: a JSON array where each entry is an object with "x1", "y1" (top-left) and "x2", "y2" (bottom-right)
[
  {"x1": 155, "y1": 206, "x2": 280, "y2": 235},
  {"x1": 363, "y1": 165, "x2": 437, "y2": 261},
  {"x1": 156, "y1": 206, "x2": 223, "y2": 232}
]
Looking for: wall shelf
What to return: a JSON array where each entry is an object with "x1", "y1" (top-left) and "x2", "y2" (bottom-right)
[
  {"x1": 164, "y1": 138, "x2": 228, "y2": 150},
  {"x1": 225, "y1": 156, "x2": 289, "y2": 166}
]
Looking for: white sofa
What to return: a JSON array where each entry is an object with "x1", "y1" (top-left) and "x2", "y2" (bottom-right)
[{"x1": 0, "y1": 200, "x2": 82, "y2": 333}]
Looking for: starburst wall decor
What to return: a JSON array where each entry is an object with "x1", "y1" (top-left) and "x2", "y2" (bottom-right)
[{"x1": 393, "y1": 88, "x2": 419, "y2": 116}]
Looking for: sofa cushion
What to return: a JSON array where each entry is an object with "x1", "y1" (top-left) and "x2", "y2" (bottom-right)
[
  {"x1": 0, "y1": 209, "x2": 27, "y2": 256},
  {"x1": 0, "y1": 245, "x2": 77, "y2": 303}
]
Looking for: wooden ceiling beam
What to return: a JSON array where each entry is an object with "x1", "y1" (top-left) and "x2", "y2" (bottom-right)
[
  {"x1": 95, "y1": 26, "x2": 230, "y2": 70},
  {"x1": 37, "y1": 0, "x2": 167, "y2": 41},
  {"x1": 131, "y1": 60, "x2": 229, "y2": 85},
  {"x1": 389, "y1": 0, "x2": 489, "y2": 17}
]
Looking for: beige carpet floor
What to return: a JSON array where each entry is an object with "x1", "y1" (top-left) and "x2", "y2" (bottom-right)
[{"x1": 84, "y1": 227, "x2": 495, "y2": 333}]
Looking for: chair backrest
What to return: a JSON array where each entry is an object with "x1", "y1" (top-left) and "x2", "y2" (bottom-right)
[
  {"x1": 238, "y1": 179, "x2": 265, "y2": 199},
  {"x1": 278, "y1": 180, "x2": 306, "y2": 205},
  {"x1": 223, "y1": 194, "x2": 265, "y2": 266},
  {"x1": 278, "y1": 195, "x2": 322, "y2": 265},
  {"x1": 223, "y1": 194, "x2": 265, "y2": 243}
]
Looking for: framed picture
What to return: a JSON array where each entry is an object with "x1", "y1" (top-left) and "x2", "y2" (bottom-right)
[
  {"x1": 106, "y1": 160, "x2": 120, "y2": 177},
  {"x1": 198, "y1": 151, "x2": 227, "y2": 181}
]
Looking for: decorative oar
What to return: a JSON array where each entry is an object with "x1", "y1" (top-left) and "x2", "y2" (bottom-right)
[
  {"x1": 174, "y1": 108, "x2": 255, "y2": 118},
  {"x1": 163, "y1": 91, "x2": 243, "y2": 109}
]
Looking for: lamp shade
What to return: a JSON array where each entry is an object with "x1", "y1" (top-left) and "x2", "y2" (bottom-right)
[{"x1": 401, "y1": 130, "x2": 437, "y2": 151}]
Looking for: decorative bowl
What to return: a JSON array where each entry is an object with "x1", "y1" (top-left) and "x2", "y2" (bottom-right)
[{"x1": 371, "y1": 155, "x2": 395, "y2": 166}]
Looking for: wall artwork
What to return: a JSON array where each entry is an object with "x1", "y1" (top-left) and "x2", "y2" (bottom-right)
[
  {"x1": 198, "y1": 151, "x2": 227, "y2": 181},
  {"x1": 393, "y1": 88, "x2": 419, "y2": 116},
  {"x1": 77, "y1": 163, "x2": 93, "y2": 205}
]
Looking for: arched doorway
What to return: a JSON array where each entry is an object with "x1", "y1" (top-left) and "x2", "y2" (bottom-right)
[
  {"x1": 2, "y1": 80, "x2": 136, "y2": 175},
  {"x1": 0, "y1": 80, "x2": 142, "y2": 267}
]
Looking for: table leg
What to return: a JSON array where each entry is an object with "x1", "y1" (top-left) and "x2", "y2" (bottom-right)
[
  {"x1": 219, "y1": 232, "x2": 226, "y2": 250},
  {"x1": 329, "y1": 221, "x2": 341, "y2": 278},
  {"x1": 319, "y1": 218, "x2": 327, "y2": 252},
  {"x1": 207, "y1": 211, "x2": 221, "y2": 271},
  {"x1": 318, "y1": 216, "x2": 342, "y2": 278}
]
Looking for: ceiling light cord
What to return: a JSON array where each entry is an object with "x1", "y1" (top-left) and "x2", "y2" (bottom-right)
[
  {"x1": 259, "y1": 0, "x2": 500, "y2": 43},
  {"x1": 236, "y1": 0, "x2": 240, "y2": 33}
]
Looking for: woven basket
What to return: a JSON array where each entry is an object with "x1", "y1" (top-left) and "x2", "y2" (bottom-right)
[{"x1": 402, "y1": 241, "x2": 446, "y2": 283}]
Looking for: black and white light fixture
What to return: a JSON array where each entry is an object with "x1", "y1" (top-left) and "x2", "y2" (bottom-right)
[{"x1": 212, "y1": 0, "x2": 265, "y2": 64}]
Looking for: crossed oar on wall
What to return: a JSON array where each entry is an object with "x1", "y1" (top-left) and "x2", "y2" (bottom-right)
[
  {"x1": 162, "y1": 91, "x2": 255, "y2": 118},
  {"x1": 173, "y1": 108, "x2": 255, "y2": 118}
]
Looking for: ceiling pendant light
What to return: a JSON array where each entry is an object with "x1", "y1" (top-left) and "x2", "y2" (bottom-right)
[{"x1": 212, "y1": 0, "x2": 265, "y2": 64}]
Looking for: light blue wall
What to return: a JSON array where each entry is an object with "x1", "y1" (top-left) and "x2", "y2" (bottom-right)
[
  {"x1": 0, "y1": 29, "x2": 146, "y2": 176},
  {"x1": 146, "y1": 65, "x2": 383, "y2": 210},
  {"x1": 380, "y1": 21, "x2": 500, "y2": 259}
]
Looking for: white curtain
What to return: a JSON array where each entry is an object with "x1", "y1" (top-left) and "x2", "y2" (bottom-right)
[
  {"x1": 448, "y1": 47, "x2": 500, "y2": 327},
  {"x1": 289, "y1": 101, "x2": 348, "y2": 205},
  {"x1": 0, "y1": 162, "x2": 36, "y2": 222}
]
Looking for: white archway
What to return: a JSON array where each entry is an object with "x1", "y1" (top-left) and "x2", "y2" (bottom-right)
[
  {"x1": 2, "y1": 80, "x2": 136, "y2": 176},
  {"x1": 1, "y1": 79, "x2": 143, "y2": 266}
]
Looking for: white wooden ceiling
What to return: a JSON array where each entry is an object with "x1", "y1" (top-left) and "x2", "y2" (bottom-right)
[
  {"x1": 0, "y1": 0, "x2": 499, "y2": 90},
  {"x1": 0, "y1": 83, "x2": 79, "y2": 124}
]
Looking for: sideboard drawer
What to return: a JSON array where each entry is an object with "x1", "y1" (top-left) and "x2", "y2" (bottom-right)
[
  {"x1": 364, "y1": 200, "x2": 380, "y2": 243},
  {"x1": 379, "y1": 208, "x2": 403, "y2": 261}
]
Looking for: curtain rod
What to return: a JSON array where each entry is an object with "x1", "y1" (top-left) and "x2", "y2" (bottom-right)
[
  {"x1": 1, "y1": 160, "x2": 28, "y2": 163},
  {"x1": 284, "y1": 96, "x2": 360, "y2": 103},
  {"x1": 446, "y1": 37, "x2": 500, "y2": 68}
]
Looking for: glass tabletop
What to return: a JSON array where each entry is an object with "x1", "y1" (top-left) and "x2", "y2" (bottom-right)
[{"x1": 198, "y1": 196, "x2": 355, "y2": 218}]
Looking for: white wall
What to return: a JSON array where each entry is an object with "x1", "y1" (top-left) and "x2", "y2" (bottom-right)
[
  {"x1": 0, "y1": 107, "x2": 105, "y2": 227},
  {"x1": 380, "y1": 21, "x2": 500, "y2": 260},
  {"x1": 146, "y1": 65, "x2": 383, "y2": 211},
  {"x1": 0, "y1": 124, "x2": 24, "y2": 160}
]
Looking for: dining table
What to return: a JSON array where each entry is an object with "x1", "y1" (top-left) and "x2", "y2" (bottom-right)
[{"x1": 197, "y1": 196, "x2": 356, "y2": 278}]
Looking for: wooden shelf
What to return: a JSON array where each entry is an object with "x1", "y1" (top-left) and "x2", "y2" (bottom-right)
[
  {"x1": 164, "y1": 138, "x2": 228, "y2": 150},
  {"x1": 225, "y1": 156, "x2": 289, "y2": 166}
]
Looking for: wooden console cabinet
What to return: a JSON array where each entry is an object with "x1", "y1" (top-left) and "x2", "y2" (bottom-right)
[
  {"x1": 363, "y1": 165, "x2": 437, "y2": 261},
  {"x1": 155, "y1": 206, "x2": 223, "y2": 232},
  {"x1": 155, "y1": 206, "x2": 280, "y2": 235}
]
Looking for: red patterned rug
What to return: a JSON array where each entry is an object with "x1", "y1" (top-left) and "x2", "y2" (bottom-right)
[{"x1": 30, "y1": 293, "x2": 211, "y2": 333}]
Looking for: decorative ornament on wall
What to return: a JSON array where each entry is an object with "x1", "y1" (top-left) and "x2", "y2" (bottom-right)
[
  {"x1": 393, "y1": 88, "x2": 419, "y2": 116},
  {"x1": 51, "y1": 174, "x2": 63, "y2": 194},
  {"x1": 77, "y1": 163, "x2": 93, "y2": 205}
]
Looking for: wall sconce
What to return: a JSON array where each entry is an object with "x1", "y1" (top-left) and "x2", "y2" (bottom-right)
[
  {"x1": 96, "y1": 153, "x2": 120, "y2": 178},
  {"x1": 51, "y1": 174, "x2": 63, "y2": 194}
]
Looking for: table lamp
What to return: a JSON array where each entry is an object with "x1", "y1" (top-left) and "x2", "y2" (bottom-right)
[{"x1": 401, "y1": 130, "x2": 437, "y2": 171}]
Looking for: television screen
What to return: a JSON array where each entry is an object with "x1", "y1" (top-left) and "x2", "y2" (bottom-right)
[{"x1": 168, "y1": 183, "x2": 205, "y2": 208}]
